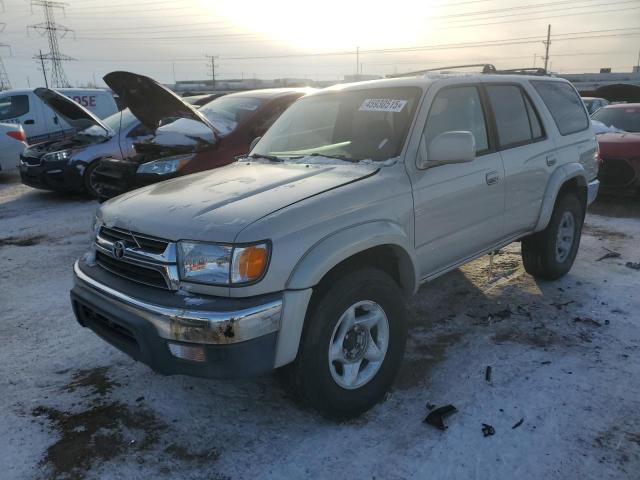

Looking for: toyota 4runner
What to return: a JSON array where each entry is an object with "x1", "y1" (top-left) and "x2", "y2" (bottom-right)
[{"x1": 70, "y1": 69, "x2": 599, "y2": 419}]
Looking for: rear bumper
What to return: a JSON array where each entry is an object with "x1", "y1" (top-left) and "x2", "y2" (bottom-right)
[
  {"x1": 71, "y1": 261, "x2": 282, "y2": 378},
  {"x1": 587, "y1": 179, "x2": 600, "y2": 205}
]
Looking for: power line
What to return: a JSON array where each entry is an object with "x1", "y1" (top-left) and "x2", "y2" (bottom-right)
[{"x1": 27, "y1": 1, "x2": 74, "y2": 87}]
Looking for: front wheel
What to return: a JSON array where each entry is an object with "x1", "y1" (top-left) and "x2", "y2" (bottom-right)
[
  {"x1": 283, "y1": 268, "x2": 408, "y2": 419},
  {"x1": 522, "y1": 193, "x2": 584, "y2": 280},
  {"x1": 82, "y1": 161, "x2": 103, "y2": 199}
]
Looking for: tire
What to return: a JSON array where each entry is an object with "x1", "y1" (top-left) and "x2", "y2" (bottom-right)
[
  {"x1": 522, "y1": 193, "x2": 584, "y2": 280},
  {"x1": 283, "y1": 267, "x2": 408, "y2": 420},
  {"x1": 82, "y1": 161, "x2": 102, "y2": 199}
]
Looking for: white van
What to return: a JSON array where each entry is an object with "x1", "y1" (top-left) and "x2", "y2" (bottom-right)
[{"x1": 0, "y1": 88, "x2": 118, "y2": 144}]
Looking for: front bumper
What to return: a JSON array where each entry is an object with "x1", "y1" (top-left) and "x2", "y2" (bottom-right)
[
  {"x1": 18, "y1": 158, "x2": 84, "y2": 192},
  {"x1": 92, "y1": 158, "x2": 177, "y2": 199},
  {"x1": 587, "y1": 178, "x2": 600, "y2": 205},
  {"x1": 71, "y1": 261, "x2": 282, "y2": 378}
]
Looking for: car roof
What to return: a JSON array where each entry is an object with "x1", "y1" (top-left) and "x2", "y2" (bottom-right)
[
  {"x1": 223, "y1": 87, "x2": 316, "y2": 99},
  {"x1": 600, "y1": 102, "x2": 640, "y2": 109},
  {"x1": 307, "y1": 72, "x2": 570, "y2": 96}
]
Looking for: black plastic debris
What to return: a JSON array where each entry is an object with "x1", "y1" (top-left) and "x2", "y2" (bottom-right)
[
  {"x1": 551, "y1": 300, "x2": 574, "y2": 310},
  {"x1": 135, "y1": 396, "x2": 144, "y2": 402},
  {"x1": 596, "y1": 248, "x2": 621, "y2": 261},
  {"x1": 482, "y1": 423, "x2": 495, "y2": 437},
  {"x1": 424, "y1": 405, "x2": 457, "y2": 431},
  {"x1": 574, "y1": 316, "x2": 602, "y2": 327},
  {"x1": 426, "y1": 402, "x2": 436, "y2": 411},
  {"x1": 540, "y1": 361, "x2": 551, "y2": 365},
  {"x1": 512, "y1": 418, "x2": 524, "y2": 429},
  {"x1": 625, "y1": 262, "x2": 640, "y2": 270},
  {"x1": 485, "y1": 366, "x2": 492, "y2": 383}
]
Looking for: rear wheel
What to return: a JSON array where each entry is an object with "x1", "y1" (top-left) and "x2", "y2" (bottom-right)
[
  {"x1": 283, "y1": 268, "x2": 408, "y2": 419},
  {"x1": 522, "y1": 193, "x2": 584, "y2": 280}
]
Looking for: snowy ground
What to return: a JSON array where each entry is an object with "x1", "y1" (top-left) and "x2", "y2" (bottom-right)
[{"x1": 1, "y1": 169, "x2": 639, "y2": 480}]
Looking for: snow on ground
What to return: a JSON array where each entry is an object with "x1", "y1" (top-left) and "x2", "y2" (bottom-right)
[{"x1": 1, "y1": 169, "x2": 639, "y2": 480}]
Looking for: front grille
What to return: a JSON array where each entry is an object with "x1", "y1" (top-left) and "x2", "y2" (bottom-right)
[
  {"x1": 20, "y1": 154, "x2": 41, "y2": 166},
  {"x1": 96, "y1": 251, "x2": 169, "y2": 289},
  {"x1": 99, "y1": 226, "x2": 168, "y2": 254},
  {"x1": 599, "y1": 158, "x2": 636, "y2": 187}
]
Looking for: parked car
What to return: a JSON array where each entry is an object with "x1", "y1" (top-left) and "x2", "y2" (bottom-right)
[
  {"x1": 582, "y1": 96, "x2": 609, "y2": 114},
  {"x1": 591, "y1": 103, "x2": 640, "y2": 195},
  {"x1": 90, "y1": 71, "x2": 312, "y2": 199},
  {"x1": 70, "y1": 71, "x2": 598, "y2": 419},
  {"x1": 0, "y1": 122, "x2": 27, "y2": 172},
  {"x1": 18, "y1": 90, "x2": 213, "y2": 196},
  {"x1": 0, "y1": 88, "x2": 118, "y2": 144}
]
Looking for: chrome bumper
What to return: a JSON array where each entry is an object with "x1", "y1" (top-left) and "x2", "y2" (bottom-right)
[
  {"x1": 587, "y1": 179, "x2": 599, "y2": 205},
  {"x1": 73, "y1": 261, "x2": 282, "y2": 345}
]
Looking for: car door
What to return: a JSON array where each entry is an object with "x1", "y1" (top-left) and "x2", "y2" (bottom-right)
[
  {"x1": 484, "y1": 82, "x2": 553, "y2": 234},
  {"x1": 412, "y1": 84, "x2": 505, "y2": 278}
]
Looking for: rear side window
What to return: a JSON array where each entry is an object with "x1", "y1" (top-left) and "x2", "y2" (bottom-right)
[
  {"x1": 486, "y1": 85, "x2": 542, "y2": 147},
  {"x1": 0, "y1": 95, "x2": 29, "y2": 120},
  {"x1": 532, "y1": 81, "x2": 589, "y2": 135},
  {"x1": 424, "y1": 86, "x2": 489, "y2": 153}
]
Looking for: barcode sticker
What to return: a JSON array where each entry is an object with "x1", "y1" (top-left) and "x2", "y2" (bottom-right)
[{"x1": 359, "y1": 98, "x2": 407, "y2": 112}]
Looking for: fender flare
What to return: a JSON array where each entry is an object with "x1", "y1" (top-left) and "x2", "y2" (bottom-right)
[
  {"x1": 286, "y1": 220, "x2": 419, "y2": 296},
  {"x1": 534, "y1": 163, "x2": 588, "y2": 232}
]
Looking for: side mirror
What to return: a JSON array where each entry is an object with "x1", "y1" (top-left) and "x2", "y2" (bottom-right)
[
  {"x1": 417, "y1": 131, "x2": 476, "y2": 169},
  {"x1": 249, "y1": 136, "x2": 261, "y2": 152}
]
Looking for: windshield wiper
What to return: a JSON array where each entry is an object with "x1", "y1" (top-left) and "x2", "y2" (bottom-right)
[
  {"x1": 246, "y1": 153, "x2": 284, "y2": 162},
  {"x1": 307, "y1": 152, "x2": 358, "y2": 162}
]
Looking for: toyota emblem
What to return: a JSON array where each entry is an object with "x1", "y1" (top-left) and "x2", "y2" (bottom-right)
[{"x1": 112, "y1": 240, "x2": 126, "y2": 259}]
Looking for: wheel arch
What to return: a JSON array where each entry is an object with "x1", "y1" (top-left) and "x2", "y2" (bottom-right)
[{"x1": 534, "y1": 163, "x2": 588, "y2": 232}]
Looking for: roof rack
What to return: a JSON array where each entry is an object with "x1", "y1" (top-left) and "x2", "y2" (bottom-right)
[{"x1": 388, "y1": 64, "x2": 549, "y2": 78}]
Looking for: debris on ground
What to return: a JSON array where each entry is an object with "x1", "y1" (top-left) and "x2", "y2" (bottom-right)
[
  {"x1": 512, "y1": 418, "x2": 524, "y2": 429},
  {"x1": 551, "y1": 300, "x2": 575, "y2": 310},
  {"x1": 596, "y1": 248, "x2": 621, "y2": 261},
  {"x1": 487, "y1": 309, "x2": 512, "y2": 322},
  {"x1": 625, "y1": 262, "x2": 640, "y2": 270},
  {"x1": 424, "y1": 405, "x2": 457, "y2": 431},
  {"x1": 482, "y1": 423, "x2": 495, "y2": 437},
  {"x1": 540, "y1": 361, "x2": 552, "y2": 365},
  {"x1": 485, "y1": 366, "x2": 492, "y2": 383},
  {"x1": 425, "y1": 402, "x2": 436, "y2": 411},
  {"x1": 573, "y1": 317, "x2": 602, "y2": 327}
]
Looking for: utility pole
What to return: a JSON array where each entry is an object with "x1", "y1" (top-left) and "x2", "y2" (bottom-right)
[
  {"x1": 35, "y1": 49, "x2": 49, "y2": 87},
  {"x1": 205, "y1": 54, "x2": 218, "y2": 90},
  {"x1": 542, "y1": 24, "x2": 551, "y2": 73},
  {"x1": 28, "y1": 1, "x2": 75, "y2": 88}
]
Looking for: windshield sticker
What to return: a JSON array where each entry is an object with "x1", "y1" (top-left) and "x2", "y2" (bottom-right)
[{"x1": 359, "y1": 98, "x2": 407, "y2": 113}]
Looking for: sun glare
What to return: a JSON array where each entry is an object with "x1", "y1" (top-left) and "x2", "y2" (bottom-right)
[{"x1": 214, "y1": 0, "x2": 433, "y2": 51}]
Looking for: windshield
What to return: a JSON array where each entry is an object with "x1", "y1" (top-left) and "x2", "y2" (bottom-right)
[
  {"x1": 591, "y1": 107, "x2": 640, "y2": 133},
  {"x1": 198, "y1": 96, "x2": 264, "y2": 135},
  {"x1": 80, "y1": 108, "x2": 139, "y2": 137},
  {"x1": 252, "y1": 87, "x2": 422, "y2": 162}
]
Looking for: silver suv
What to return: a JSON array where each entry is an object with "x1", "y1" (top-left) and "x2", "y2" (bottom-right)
[{"x1": 70, "y1": 70, "x2": 599, "y2": 419}]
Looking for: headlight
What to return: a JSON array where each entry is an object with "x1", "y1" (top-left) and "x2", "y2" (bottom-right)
[
  {"x1": 42, "y1": 150, "x2": 71, "y2": 163},
  {"x1": 136, "y1": 154, "x2": 193, "y2": 175},
  {"x1": 178, "y1": 241, "x2": 270, "y2": 285}
]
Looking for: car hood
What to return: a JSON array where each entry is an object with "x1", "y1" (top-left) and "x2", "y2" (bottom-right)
[
  {"x1": 103, "y1": 71, "x2": 220, "y2": 137},
  {"x1": 597, "y1": 132, "x2": 640, "y2": 159},
  {"x1": 34, "y1": 88, "x2": 112, "y2": 136},
  {"x1": 99, "y1": 161, "x2": 378, "y2": 243}
]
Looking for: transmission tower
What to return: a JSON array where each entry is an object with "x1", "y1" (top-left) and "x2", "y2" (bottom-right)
[
  {"x1": 0, "y1": 23, "x2": 11, "y2": 90},
  {"x1": 28, "y1": 1, "x2": 74, "y2": 87}
]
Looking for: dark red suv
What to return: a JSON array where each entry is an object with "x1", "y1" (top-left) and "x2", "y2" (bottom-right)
[
  {"x1": 592, "y1": 103, "x2": 640, "y2": 195},
  {"x1": 91, "y1": 72, "x2": 313, "y2": 199}
]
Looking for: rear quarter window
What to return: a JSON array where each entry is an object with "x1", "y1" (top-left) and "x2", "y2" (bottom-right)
[
  {"x1": 531, "y1": 81, "x2": 589, "y2": 136},
  {"x1": 0, "y1": 95, "x2": 29, "y2": 120}
]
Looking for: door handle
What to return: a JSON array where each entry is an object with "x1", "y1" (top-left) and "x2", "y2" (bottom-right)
[
  {"x1": 546, "y1": 155, "x2": 557, "y2": 166},
  {"x1": 486, "y1": 171, "x2": 500, "y2": 185},
  {"x1": 23, "y1": 119, "x2": 35, "y2": 125}
]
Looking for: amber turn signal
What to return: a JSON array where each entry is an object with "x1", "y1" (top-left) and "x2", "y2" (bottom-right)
[{"x1": 231, "y1": 243, "x2": 269, "y2": 283}]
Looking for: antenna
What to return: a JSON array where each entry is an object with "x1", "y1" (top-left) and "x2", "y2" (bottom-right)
[{"x1": 28, "y1": 1, "x2": 75, "y2": 87}]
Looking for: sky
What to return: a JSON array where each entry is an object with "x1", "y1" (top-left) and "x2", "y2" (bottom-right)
[{"x1": 0, "y1": 0, "x2": 639, "y2": 89}]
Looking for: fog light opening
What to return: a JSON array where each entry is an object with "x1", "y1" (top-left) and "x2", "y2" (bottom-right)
[{"x1": 168, "y1": 342, "x2": 206, "y2": 362}]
